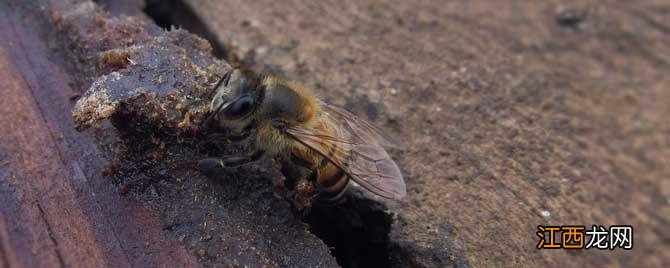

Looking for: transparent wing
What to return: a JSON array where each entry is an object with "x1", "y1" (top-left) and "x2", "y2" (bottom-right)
[
  {"x1": 318, "y1": 101, "x2": 403, "y2": 149},
  {"x1": 285, "y1": 106, "x2": 406, "y2": 200}
]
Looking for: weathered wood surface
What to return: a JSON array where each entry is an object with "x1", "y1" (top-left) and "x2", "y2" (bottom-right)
[
  {"x1": 0, "y1": 1, "x2": 200, "y2": 267},
  {"x1": 184, "y1": 0, "x2": 670, "y2": 267},
  {"x1": 0, "y1": 1, "x2": 337, "y2": 267}
]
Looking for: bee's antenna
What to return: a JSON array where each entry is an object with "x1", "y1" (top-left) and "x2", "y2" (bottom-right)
[
  {"x1": 202, "y1": 98, "x2": 229, "y2": 129},
  {"x1": 202, "y1": 70, "x2": 234, "y2": 129}
]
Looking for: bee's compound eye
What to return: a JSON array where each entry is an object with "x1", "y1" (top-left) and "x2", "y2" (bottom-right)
[{"x1": 224, "y1": 94, "x2": 254, "y2": 119}]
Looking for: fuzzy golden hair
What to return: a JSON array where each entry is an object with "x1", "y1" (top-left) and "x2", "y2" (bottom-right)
[{"x1": 253, "y1": 76, "x2": 323, "y2": 157}]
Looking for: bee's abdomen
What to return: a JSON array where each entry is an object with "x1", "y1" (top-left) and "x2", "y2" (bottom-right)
[{"x1": 315, "y1": 160, "x2": 349, "y2": 201}]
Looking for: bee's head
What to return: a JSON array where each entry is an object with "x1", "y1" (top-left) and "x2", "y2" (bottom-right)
[{"x1": 203, "y1": 69, "x2": 263, "y2": 130}]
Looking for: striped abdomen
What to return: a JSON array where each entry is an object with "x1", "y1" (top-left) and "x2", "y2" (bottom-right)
[{"x1": 290, "y1": 116, "x2": 351, "y2": 202}]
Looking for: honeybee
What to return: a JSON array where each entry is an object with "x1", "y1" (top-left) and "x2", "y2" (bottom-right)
[{"x1": 198, "y1": 69, "x2": 406, "y2": 209}]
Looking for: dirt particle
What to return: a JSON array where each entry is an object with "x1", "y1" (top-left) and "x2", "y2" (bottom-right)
[
  {"x1": 50, "y1": 11, "x2": 62, "y2": 24},
  {"x1": 101, "y1": 50, "x2": 132, "y2": 70},
  {"x1": 118, "y1": 184, "x2": 129, "y2": 195},
  {"x1": 101, "y1": 162, "x2": 119, "y2": 177},
  {"x1": 69, "y1": 92, "x2": 81, "y2": 100},
  {"x1": 241, "y1": 18, "x2": 260, "y2": 28},
  {"x1": 196, "y1": 248, "x2": 207, "y2": 257},
  {"x1": 73, "y1": 89, "x2": 120, "y2": 130},
  {"x1": 540, "y1": 210, "x2": 551, "y2": 218},
  {"x1": 94, "y1": 16, "x2": 107, "y2": 28},
  {"x1": 556, "y1": 9, "x2": 586, "y2": 30}
]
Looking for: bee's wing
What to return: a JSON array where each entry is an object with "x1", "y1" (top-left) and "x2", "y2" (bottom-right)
[
  {"x1": 318, "y1": 101, "x2": 403, "y2": 149},
  {"x1": 285, "y1": 106, "x2": 406, "y2": 200}
]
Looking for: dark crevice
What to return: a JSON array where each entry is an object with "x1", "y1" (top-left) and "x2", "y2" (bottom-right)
[
  {"x1": 133, "y1": 1, "x2": 395, "y2": 267},
  {"x1": 305, "y1": 193, "x2": 394, "y2": 268},
  {"x1": 36, "y1": 202, "x2": 67, "y2": 268},
  {"x1": 143, "y1": 0, "x2": 231, "y2": 61}
]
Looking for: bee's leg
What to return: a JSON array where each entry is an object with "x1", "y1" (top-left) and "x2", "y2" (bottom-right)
[
  {"x1": 300, "y1": 203, "x2": 313, "y2": 218},
  {"x1": 297, "y1": 170, "x2": 323, "y2": 214},
  {"x1": 199, "y1": 126, "x2": 251, "y2": 148},
  {"x1": 291, "y1": 177, "x2": 316, "y2": 217},
  {"x1": 196, "y1": 158, "x2": 225, "y2": 176},
  {"x1": 279, "y1": 156, "x2": 320, "y2": 214},
  {"x1": 197, "y1": 150, "x2": 265, "y2": 173},
  {"x1": 225, "y1": 129, "x2": 251, "y2": 142},
  {"x1": 226, "y1": 150, "x2": 265, "y2": 166},
  {"x1": 280, "y1": 154, "x2": 313, "y2": 187}
]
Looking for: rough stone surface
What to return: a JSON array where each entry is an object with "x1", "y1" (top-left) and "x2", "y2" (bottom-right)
[{"x1": 180, "y1": 0, "x2": 670, "y2": 267}]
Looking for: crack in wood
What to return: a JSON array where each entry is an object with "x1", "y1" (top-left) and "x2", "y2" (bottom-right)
[{"x1": 35, "y1": 202, "x2": 66, "y2": 268}]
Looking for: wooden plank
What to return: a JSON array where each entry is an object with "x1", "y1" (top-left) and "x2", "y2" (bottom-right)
[
  {"x1": 0, "y1": 1, "x2": 339, "y2": 267},
  {"x1": 0, "y1": 1, "x2": 199, "y2": 266}
]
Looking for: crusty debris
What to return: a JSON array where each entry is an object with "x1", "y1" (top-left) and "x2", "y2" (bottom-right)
[{"x1": 60, "y1": 3, "x2": 229, "y2": 132}]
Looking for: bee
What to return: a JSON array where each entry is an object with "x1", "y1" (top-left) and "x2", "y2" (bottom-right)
[{"x1": 198, "y1": 69, "x2": 406, "y2": 209}]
